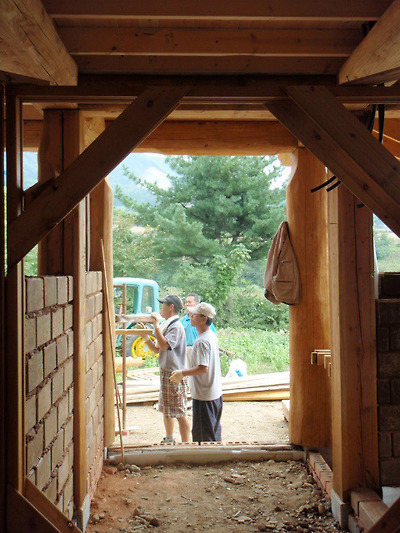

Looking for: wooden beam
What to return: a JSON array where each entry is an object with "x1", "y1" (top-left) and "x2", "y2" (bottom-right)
[
  {"x1": 59, "y1": 27, "x2": 360, "y2": 57},
  {"x1": 7, "y1": 485, "x2": 60, "y2": 533},
  {"x1": 366, "y1": 496, "x2": 400, "y2": 533},
  {"x1": 328, "y1": 184, "x2": 379, "y2": 501},
  {"x1": 0, "y1": 83, "x2": 5, "y2": 533},
  {"x1": 266, "y1": 86, "x2": 400, "y2": 237},
  {"x1": 42, "y1": 0, "x2": 392, "y2": 20},
  {"x1": 339, "y1": 0, "x2": 400, "y2": 85},
  {"x1": 0, "y1": 0, "x2": 77, "y2": 85},
  {"x1": 8, "y1": 85, "x2": 189, "y2": 267}
]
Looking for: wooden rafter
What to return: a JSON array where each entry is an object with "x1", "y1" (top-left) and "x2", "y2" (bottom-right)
[
  {"x1": 0, "y1": 0, "x2": 77, "y2": 85},
  {"x1": 339, "y1": 0, "x2": 400, "y2": 85},
  {"x1": 266, "y1": 86, "x2": 400, "y2": 237},
  {"x1": 7, "y1": 85, "x2": 189, "y2": 268}
]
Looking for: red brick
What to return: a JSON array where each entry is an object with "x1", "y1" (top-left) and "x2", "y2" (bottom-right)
[
  {"x1": 27, "y1": 350, "x2": 43, "y2": 393},
  {"x1": 26, "y1": 277, "x2": 44, "y2": 313},
  {"x1": 44, "y1": 341, "x2": 57, "y2": 377},
  {"x1": 43, "y1": 276, "x2": 57, "y2": 308},
  {"x1": 25, "y1": 394, "x2": 37, "y2": 434},
  {"x1": 36, "y1": 450, "x2": 51, "y2": 490},
  {"x1": 57, "y1": 277, "x2": 68, "y2": 305},
  {"x1": 51, "y1": 307, "x2": 64, "y2": 339},
  {"x1": 24, "y1": 316, "x2": 37, "y2": 355},
  {"x1": 37, "y1": 380, "x2": 52, "y2": 421},
  {"x1": 52, "y1": 431, "x2": 64, "y2": 470},
  {"x1": 45, "y1": 408, "x2": 58, "y2": 448},
  {"x1": 37, "y1": 312, "x2": 51, "y2": 346},
  {"x1": 52, "y1": 367, "x2": 64, "y2": 402},
  {"x1": 26, "y1": 424, "x2": 44, "y2": 471},
  {"x1": 64, "y1": 304, "x2": 73, "y2": 330}
]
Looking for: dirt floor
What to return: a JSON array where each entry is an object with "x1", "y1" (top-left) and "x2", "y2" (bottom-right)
[{"x1": 87, "y1": 402, "x2": 342, "y2": 533}]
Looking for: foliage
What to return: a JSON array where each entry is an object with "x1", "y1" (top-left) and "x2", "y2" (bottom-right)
[
  {"x1": 374, "y1": 229, "x2": 400, "y2": 273},
  {"x1": 24, "y1": 245, "x2": 38, "y2": 276},
  {"x1": 218, "y1": 328, "x2": 289, "y2": 375}
]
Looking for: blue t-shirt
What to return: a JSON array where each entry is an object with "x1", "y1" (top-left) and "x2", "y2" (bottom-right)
[{"x1": 180, "y1": 314, "x2": 217, "y2": 346}]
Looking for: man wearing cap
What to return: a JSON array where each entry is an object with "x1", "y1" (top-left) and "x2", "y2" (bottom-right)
[
  {"x1": 170, "y1": 302, "x2": 222, "y2": 443},
  {"x1": 138, "y1": 294, "x2": 190, "y2": 444}
]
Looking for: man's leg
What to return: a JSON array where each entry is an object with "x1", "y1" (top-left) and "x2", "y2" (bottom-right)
[
  {"x1": 177, "y1": 416, "x2": 191, "y2": 442},
  {"x1": 163, "y1": 416, "x2": 175, "y2": 439}
]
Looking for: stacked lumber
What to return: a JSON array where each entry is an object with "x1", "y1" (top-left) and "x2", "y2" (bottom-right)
[{"x1": 117, "y1": 370, "x2": 290, "y2": 404}]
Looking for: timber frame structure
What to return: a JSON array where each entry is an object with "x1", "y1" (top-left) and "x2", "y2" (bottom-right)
[{"x1": 2, "y1": 1, "x2": 400, "y2": 531}]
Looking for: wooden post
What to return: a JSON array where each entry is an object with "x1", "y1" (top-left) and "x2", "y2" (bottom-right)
[
  {"x1": 85, "y1": 116, "x2": 116, "y2": 447},
  {"x1": 286, "y1": 148, "x2": 332, "y2": 448},
  {"x1": 328, "y1": 183, "x2": 379, "y2": 501}
]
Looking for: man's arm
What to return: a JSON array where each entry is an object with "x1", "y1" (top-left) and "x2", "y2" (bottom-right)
[{"x1": 170, "y1": 364, "x2": 208, "y2": 383}]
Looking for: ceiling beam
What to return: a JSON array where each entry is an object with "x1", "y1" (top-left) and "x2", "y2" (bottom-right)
[
  {"x1": 59, "y1": 28, "x2": 360, "y2": 57},
  {"x1": 0, "y1": 0, "x2": 77, "y2": 85},
  {"x1": 42, "y1": 0, "x2": 392, "y2": 21},
  {"x1": 8, "y1": 85, "x2": 189, "y2": 267},
  {"x1": 338, "y1": 0, "x2": 400, "y2": 85},
  {"x1": 266, "y1": 86, "x2": 400, "y2": 237}
]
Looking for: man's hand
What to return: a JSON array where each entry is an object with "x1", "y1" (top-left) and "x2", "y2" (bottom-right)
[
  {"x1": 135, "y1": 322, "x2": 150, "y2": 341},
  {"x1": 169, "y1": 370, "x2": 184, "y2": 383},
  {"x1": 149, "y1": 312, "x2": 162, "y2": 326}
]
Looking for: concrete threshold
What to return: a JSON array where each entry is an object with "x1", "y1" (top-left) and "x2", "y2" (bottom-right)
[{"x1": 108, "y1": 443, "x2": 305, "y2": 466}]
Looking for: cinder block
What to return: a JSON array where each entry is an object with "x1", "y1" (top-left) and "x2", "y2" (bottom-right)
[
  {"x1": 86, "y1": 320, "x2": 93, "y2": 345},
  {"x1": 26, "y1": 424, "x2": 44, "y2": 471},
  {"x1": 378, "y1": 353, "x2": 400, "y2": 379},
  {"x1": 348, "y1": 514, "x2": 363, "y2": 533},
  {"x1": 44, "y1": 408, "x2": 58, "y2": 448},
  {"x1": 393, "y1": 432, "x2": 400, "y2": 456},
  {"x1": 44, "y1": 341, "x2": 57, "y2": 377},
  {"x1": 51, "y1": 307, "x2": 64, "y2": 339},
  {"x1": 58, "y1": 456, "x2": 69, "y2": 491},
  {"x1": 43, "y1": 276, "x2": 57, "y2": 308},
  {"x1": 95, "y1": 380, "x2": 102, "y2": 404},
  {"x1": 64, "y1": 304, "x2": 73, "y2": 331},
  {"x1": 97, "y1": 357, "x2": 103, "y2": 380},
  {"x1": 51, "y1": 431, "x2": 64, "y2": 470},
  {"x1": 25, "y1": 394, "x2": 37, "y2": 434},
  {"x1": 64, "y1": 358, "x2": 73, "y2": 390},
  {"x1": 86, "y1": 343, "x2": 94, "y2": 372},
  {"x1": 36, "y1": 312, "x2": 51, "y2": 347},
  {"x1": 97, "y1": 270, "x2": 102, "y2": 290},
  {"x1": 376, "y1": 326, "x2": 389, "y2": 353},
  {"x1": 56, "y1": 334, "x2": 68, "y2": 365},
  {"x1": 86, "y1": 271, "x2": 97, "y2": 296},
  {"x1": 37, "y1": 380, "x2": 52, "y2": 421},
  {"x1": 85, "y1": 369, "x2": 93, "y2": 398},
  {"x1": 379, "y1": 273, "x2": 400, "y2": 299},
  {"x1": 331, "y1": 489, "x2": 350, "y2": 529},
  {"x1": 95, "y1": 292, "x2": 103, "y2": 315},
  {"x1": 390, "y1": 325, "x2": 400, "y2": 351},
  {"x1": 27, "y1": 350, "x2": 43, "y2": 393},
  {"x1": 93, "y1": 335, "x2": 103, "y2": 360},
  {"x1": 87, "y1": 418, "x2": 94, "y2": 448},
  {"x1": 56, "y1": 493, "x2": 64, "y2": 512},
  {"x1": 91, "y1": 316, "x2": 98, "y2": 340},
  {"x1": 68, "y1": 387, "x2": 74, "y2": 416},
  {"x1": 58, "y1": 393, "x2": 69, "y2": 429},
  {"x1": 96, "y1": 314, "x2": 103, "y2": 336},
  {"x1": 44, "y1": 474, "x2": 57, "y2": 504},
  {"x1": 52, "y1": 367, "x2": 64, "y2": 402},
  {"x1": 63, "y1": 475, "x2": 74, "y2": 510},
  {"x1": 378, "y1": 379, "x2": 391, "y2": 404},
  {"x1": 24, "y1": 316, "x2": 37, "y2": 355},
  {"x1": 36, "y1": 450, "x2": 51, "y2": 490},
  {"x1": 391, "y1": 379, "x2": 400, "y2": 404},
  {"x1": 57, "y1": 277, "x2": 68, "y2": 305},
  {"x1": 64, "y1": 416, "x2": 73, "y2": 448},
  {"x1": 67, "y1": 276, "x2": 73, "y2": 302},
  {"x1": 86, "y1": 295, "x2": 95, "y2": 322},
  {"x1": 380, "y1": 459, "x2": 400, "y2": 485},
  {"x1": 67, "y1": 331, "x2": 74, "y2": 357},
  {"x1": 377, "y1": 300, "x2": 400, "y2": 325},
  {"x1": 26, "y1": 467, "x2": 36, "y2": 486},
  {"x1": 379, "y1": 431, "x2": 392, "y2": 458},
  {"x1": 379, "y1": 405, "x2": 400, "y2": 431},
  {"x1": 26, "y1": 277, "x2": 44, "y2": 313}
]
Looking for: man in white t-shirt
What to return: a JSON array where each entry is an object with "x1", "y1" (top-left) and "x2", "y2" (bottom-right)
[{"x1": 170, "y1": 302, "x2": 222, "y2": 443}]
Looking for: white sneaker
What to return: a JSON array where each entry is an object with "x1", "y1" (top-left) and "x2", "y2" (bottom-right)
[{"x1": 160, "y1": 436, "x2": 176, "y2": 444}]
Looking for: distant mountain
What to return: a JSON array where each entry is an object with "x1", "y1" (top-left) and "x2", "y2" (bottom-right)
[{"x1": 21, "y1": 152, "x2": 173, "y2": 206}]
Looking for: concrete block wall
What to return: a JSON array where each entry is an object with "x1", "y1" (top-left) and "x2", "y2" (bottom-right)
[
  {"x1": 85, "y1": 271, "x2": 104, "y2": 498},
  {"x1": 25, "y1": 275, "x2": 75, "y2": 519},
  {"x1": 376, "y1": 273, "x2": 400, "y2": 487}
]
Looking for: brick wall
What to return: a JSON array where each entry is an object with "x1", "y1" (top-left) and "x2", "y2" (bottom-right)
[
  {"x1": 85, "y1": 271, "x2": 104, "y2": 498},
  {"x1": 376, "y1": 273, "x2": 400, "y2": 487},
  {"x1": 25, "y1": 276, "x2": 75, "y2": 519}
]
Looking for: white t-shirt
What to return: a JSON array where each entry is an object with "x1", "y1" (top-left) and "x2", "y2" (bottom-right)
[
  {"x1": 189, "y1": 329, "x2": 222, "y2": 401},
  {"x1": 158, "y1": 320, "x2": 186, "y2": 372}
]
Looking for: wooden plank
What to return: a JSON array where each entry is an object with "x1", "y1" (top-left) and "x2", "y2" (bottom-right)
[
  {"x1": 59, "y1": 27, "x2": 360, "y2": 56},
  {"x1": 267, "y1": 86, "x2": 400, "y2": 237},
  {"x1": 328, "y1": 185, "x2": 379, "y2": 501},
  {"x1": 7, "y1": 485, "x2": 60, "y2": 533},
  {"x1": 286, "y1": 148, "x2": 332, "y2": 448},
  {"x1": 24, "y1": 478, "x2": 81, "y2": 533},
  {"x1": 360, "y1": 500, "x2": 389, "y2": 530},
  {"x1": 8, "y1": 85, "x2": 189, "y2": 267},
  {"x1": 223, "y1": 390, "x2": 290, "y2": 401},
  {"x1": 366, "y1": 496, "x2": 400, "y2": 533},
  {"x1": 0, "y1": 83, "x2": 5, "y2": 533},
  {"x1": 42, "y1": 0, "x2": 392, "y2": 20},
  {"x1": 339, "y1": 0, "x2": 400, "y2": 85},
  {"x1": 0, "y1": 0, "x2": 77, "y2": 85},
  {"x1": 115, "y1": 329, "x2": 153, "y2": 335}
]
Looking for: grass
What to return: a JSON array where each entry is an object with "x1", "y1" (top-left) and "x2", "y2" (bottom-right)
[{"x1": 115, "y1": 328, "x2": 289, "y2": 378}]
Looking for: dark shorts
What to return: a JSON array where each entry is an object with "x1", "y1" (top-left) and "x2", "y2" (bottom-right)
[
  {"x1": 158, "y1": 368, "x2": 188, "y2": 418},
  {"x1": 192, "y1": 396, "x2": 223, "y2": 443}
]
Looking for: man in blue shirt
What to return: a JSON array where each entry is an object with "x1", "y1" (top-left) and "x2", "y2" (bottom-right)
[{"x1": 180, "y1": 293, "x2": 216, "y2": 365}]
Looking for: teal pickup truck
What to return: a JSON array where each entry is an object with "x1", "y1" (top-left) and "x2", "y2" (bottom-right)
[{"x1": 114, "y1": 277, "x2": 160, "y2": 358}]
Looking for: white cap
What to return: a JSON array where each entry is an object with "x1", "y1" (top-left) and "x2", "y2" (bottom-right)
[{"x1": 187, "y1": 302, "x2": 216, "y2": 319}]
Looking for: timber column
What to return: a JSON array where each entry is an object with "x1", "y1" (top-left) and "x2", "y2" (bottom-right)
[{"x1": 286, "y1": 148, "x2": 331, "y2": 448}]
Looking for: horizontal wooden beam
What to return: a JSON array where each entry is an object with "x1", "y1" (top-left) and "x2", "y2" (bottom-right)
[
  {"x1": 42, "y1": 0, "x2": 392, "y2": 20},
  {"x1": 0, "y1": 0, "x2": 77, "y2": 85},
  {"x1": 8, "y1": 85, "x2": 189, "y2": 267},
  {"x1": 60, "y1": 27, "x2": 360, "y2": 57},
  {"x1": 266, "y1": 86, "x2": 400, "y2": 237},
  {"x1": 23, "y1": 120, "x2": 297, "y2": 154},
  {"x1": 339, "y1": 0, "x2": 400, "y2": 85},
  {"x1": 8, "y1": 77, "x2": 400, "y2": 104},
  {"x1": 7, "y1": 485, "x2": 59, "y2": 533}
]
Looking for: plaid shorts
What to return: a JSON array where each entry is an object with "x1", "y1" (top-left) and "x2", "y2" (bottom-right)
[{"x1": 158, "y1": 368, "x2": 189, "y2": 418}]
